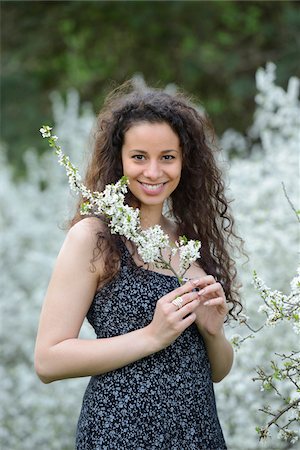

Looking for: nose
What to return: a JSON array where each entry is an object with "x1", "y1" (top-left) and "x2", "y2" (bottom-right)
[{"x1": 143, "y1": 160, "x2": 163, "y2": 180}]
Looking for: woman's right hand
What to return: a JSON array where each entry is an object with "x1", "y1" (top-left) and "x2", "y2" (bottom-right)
[{"x1": 146, "y1": 279, "x2": 202, "y2": 351}]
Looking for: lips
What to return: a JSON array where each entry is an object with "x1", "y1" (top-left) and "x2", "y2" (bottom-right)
[
  {"x1": 138, "y1": 181, "x2": 167, "y2": 195},
  {"x1": 141, "y1": 182, "x2": 164, "y2": 190}
]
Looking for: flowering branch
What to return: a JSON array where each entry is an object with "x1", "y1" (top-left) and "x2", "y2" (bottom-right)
[
  {"x1": 229, "y1": 267, "x2": 300, "y2": 444},
  {"x1": 254, "y1": 270, "x2": 300, "y2": 335},
  {"x1": 253, "y1": 352, "x2": 300, "y2": 444},
  {"x1": 231, "y1": 269, "x2": 300, "y2": 444},
  {"x1": 39, "y1": 126, "x2": 201, "y2": 284},
  {"x1": 228, "y1": 181, "x2": 300, "y2": 445}
]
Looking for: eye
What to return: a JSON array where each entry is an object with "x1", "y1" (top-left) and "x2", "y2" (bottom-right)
[
  {"x1": 132, "y1": 155, "x2": 145, "y2": 161},
  {"x1": 162, "y1": 155, "x2": 175, "y2": 160}
]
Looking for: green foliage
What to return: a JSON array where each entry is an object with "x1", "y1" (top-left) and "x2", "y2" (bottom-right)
[{"x1": 1, "y1": 1, "x2": 300, "y2": 173}]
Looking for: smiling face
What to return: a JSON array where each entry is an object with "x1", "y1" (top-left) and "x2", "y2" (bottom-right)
[{"x1": 121, "y1": 121, "x2": 182, "y2": 212}]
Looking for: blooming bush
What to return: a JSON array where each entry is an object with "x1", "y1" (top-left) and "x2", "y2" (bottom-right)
[
  {"x1": 0, "y1": 64, "x2": 299, "y2": 449},
  {"x1": 227, "y1": 267, "x2": 300, "y2": 445},
  {"x1": 215, "y1": 62, "x2": 299, "y2": 448},
  {"x1": 0, "y1": 91, "x2": 95, "y2": 449}
]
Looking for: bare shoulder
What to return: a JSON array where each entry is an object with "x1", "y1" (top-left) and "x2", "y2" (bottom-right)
[
  {"x1": 68, "y1": 216, "x2": 105, "y2": 241},
  {"x1": 58, "y1": 217, "x2": 107, "y2": 274},
  {"x1": 64, "y1": 217, "x2": 106, "y2": 253},
  {"x1": 37, "y1": 217, "x2": 108, "y2": 351}
]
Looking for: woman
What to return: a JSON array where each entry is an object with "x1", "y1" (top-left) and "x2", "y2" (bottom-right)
[{"x1": 35, "y1": 84, "x2": 243, "y2": 449}]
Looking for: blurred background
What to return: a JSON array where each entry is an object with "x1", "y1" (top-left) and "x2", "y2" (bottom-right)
[
  {"x1": 1, "y1": 1, "x2": 299, "y2": 449},
  {"x1": 2, "y1": 0, "x2": 300, "y2": 174}
]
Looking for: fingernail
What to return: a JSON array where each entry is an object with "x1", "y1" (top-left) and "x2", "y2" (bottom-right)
[
  {"x1": 204, "y1": 300, "x2": 210, "y2": 305},
  {"x1": 191, "y1": 279, "x2": 201, "y2": 286},
  {"x1": 198, "y1": 288, "x2": 206, "y2": 296}
]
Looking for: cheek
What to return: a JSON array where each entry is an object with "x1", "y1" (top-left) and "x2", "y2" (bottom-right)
[
  {"x1": 121, "y1": 155, "x2": 130, "y2": 175},
  {"x1": 122, "y1": 161, "x2": 139, "y2": 180},
  {"x1": 173, "y1": 162, "x2": 182, "y2": 179},
  {"x1": 122, "y1": 162, "x2": 132, "y2": 176}
]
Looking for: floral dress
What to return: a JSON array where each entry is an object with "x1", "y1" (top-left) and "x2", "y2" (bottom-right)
[{"x1": 76, "y1": 240, "x2": 227, "y2": 450}]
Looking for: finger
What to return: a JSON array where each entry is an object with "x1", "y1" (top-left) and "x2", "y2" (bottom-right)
[
  {"x1": 196, "y1": 275, "x2": 216, "y2": 288},
  {"x1": 179, "y1": 311, "x2": 197, "y2": 331},
  {"x1": 203, "y1": 297, "x2": 228, "y2": 310},
  {"x1": 164, "y1": 278, "x2": 202, "y2": 303},
  {"x1": 171, "y1": 291, "x2": 200, "y2": 310},
  {"x1": 176, "y1": 298, "x2": 201, "y2": 318},
  {"x1": 197, "y1": 282, "x2": 224, "y2": 298}
]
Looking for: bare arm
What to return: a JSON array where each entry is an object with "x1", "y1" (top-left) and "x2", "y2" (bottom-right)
[
  {"x1": 198, "y1": 326, "x2": 233, "y2": 383},
  {"x1": 35, "y1": 219, "x2": 156, "y2": 383},
  {"x1": 34, "y1": 218, "x2": 201, "y2": 383},
  {"x1": 193, "y1": 276, "x2": 234, "y2": 383}
]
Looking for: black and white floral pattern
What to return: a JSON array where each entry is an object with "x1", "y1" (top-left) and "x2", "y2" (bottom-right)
[{"x1": 76, "y1": 240, "x2": 227, "y2": 449}]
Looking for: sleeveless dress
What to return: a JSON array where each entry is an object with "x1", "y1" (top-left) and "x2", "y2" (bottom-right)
[{"x1": 76, "y1": 240, "x2": 227, "y2": 450}]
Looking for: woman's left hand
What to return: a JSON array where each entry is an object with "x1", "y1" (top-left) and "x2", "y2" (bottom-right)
[{"x1": 192, "y1": 275, "x2": 228, "y2": 336}]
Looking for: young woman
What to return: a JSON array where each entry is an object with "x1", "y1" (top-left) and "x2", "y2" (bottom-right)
[{"x1": 35, "y1": 84, "x2": 243, "y2": 449}]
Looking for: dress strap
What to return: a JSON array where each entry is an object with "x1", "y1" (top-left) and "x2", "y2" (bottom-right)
[{"x1": 116, "y1": 237, "x2": 136, "y2": 269}]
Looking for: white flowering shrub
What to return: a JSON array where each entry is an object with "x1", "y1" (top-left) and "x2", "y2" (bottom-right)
[
  {"x1": 216, "y1": 62, "x2": 300, "y2": 448},
  {"x1": 0, "y1": 91, "x2": 95, "y2": 449},
  {"x1": 0, "y1": 64, "x2": 299, "y2": 449}
]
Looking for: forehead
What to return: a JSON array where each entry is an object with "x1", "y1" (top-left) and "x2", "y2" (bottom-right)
[{"x1": 123, "y1": 121, "x2": 180, "y2": 150}]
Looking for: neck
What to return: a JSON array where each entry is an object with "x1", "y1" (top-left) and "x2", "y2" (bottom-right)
[
  {"x1": 139, "y1": 205, "x2": 179, "y2": 244},
  {"x1": 139, "y1": 205, "x2": 164, "y2": 229}
]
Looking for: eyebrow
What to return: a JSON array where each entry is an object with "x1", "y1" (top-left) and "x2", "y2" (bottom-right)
[{"x1": 128, "y1": 149, "x2": 179, "y2": 154}]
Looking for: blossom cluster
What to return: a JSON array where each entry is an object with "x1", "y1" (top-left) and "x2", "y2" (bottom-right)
[
  {"x1": 39, "y1": 127, "x2": 201, "y2": 280},
  {"x1": 134, "y1": 225, "x2": 170, "y2": 264},
  {"x1": 178, "y1": 237, "x2": 202, "y2": 276},
  {"x1": 278, "y1": 428, "x2": 299, "y2": 445},
  {"x1": 254, "y1": 62, "x2": 300, "y2": 142},
  {"x1": 253, "y1": 268, "x2": 300, "y2": 334}
]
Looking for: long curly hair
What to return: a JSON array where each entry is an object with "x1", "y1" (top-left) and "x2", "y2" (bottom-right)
[{"x1": 70, "y1": 81, "x2": 244, "y2": 320}]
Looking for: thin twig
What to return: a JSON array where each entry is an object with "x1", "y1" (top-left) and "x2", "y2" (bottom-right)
[
  {"x1": 263, "y1": 397, "x2": 300, "y2": 429},
  {"x1": 282, "y1": 182, "x2": 300, "y2": 223},
  {"x1": 242, "y1": 321, "x2": 265, "y2": 333}
]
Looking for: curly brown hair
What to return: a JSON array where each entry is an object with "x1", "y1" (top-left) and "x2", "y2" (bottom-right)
[{"x1": 70, "y1": 81, "x2": 244, "y2": 320}]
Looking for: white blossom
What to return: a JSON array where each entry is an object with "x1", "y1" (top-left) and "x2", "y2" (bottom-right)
[
  {"x1": 109, "y1": 205, "x2": 140, "y2": 239},
  {"x1": 253, "y1": 269, "x2": 300, "y2": 333},
  {"x1": 135, "y1": 225, "x2": 170, "y2": 263},
  {"x1": 178, "y1": 238, "x2": 201, "y2": 277},
  {"x1": 39, "y1": 125, "x2": 52, "y2": 138},
  {"x1": 230, "y1": 334, "x2": 243, "y2": 350},
  {"x1": 278, "y1": 429, "x2": 299, "y2": 444}
]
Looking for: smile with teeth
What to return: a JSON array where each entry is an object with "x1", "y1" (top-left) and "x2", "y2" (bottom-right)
[{"x1": 139, "y1": 182, "x2": 165, "y2": 191}]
